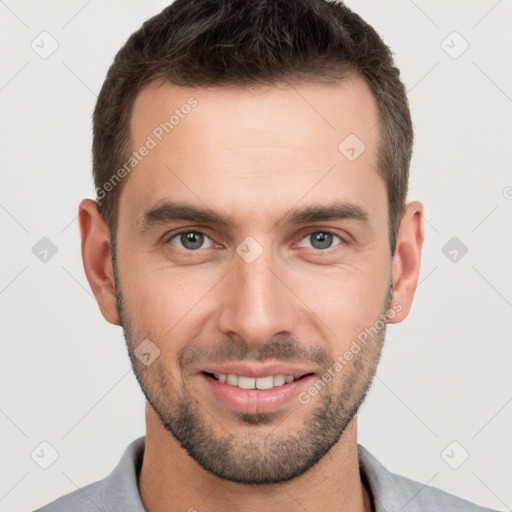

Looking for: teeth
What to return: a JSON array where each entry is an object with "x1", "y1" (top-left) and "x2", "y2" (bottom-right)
[
  {"x1": 273, "y1": 375, "x2": 286, "y2": 386},
  {"x1": 237, "y1": 376, "x2": 255, "y2": 389},
  {"x1": 226, "y1": 374, "x2": 238, "y2": 386},
  {"x1": 213, "y1": 373, "x2": 296, "y2": 389},
  {"x1": 255, "y1": 376, "x2": 274, "y2": 390}
]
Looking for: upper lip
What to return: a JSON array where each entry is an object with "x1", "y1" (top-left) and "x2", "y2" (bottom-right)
[{"x1": 200, "y1": 363, "x2": 316, "y2": 379}]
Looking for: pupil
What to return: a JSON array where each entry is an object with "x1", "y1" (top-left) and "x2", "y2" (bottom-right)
[{"x1": 312, "y1": 232, "x2": 332, "y2": 249}]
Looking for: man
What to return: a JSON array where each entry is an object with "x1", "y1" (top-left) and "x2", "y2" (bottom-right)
[{"x1": 34, "y1": 0, "x2": 500, "y2": 510}]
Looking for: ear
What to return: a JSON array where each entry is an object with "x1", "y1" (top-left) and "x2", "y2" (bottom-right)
[
  {"x1": 78, "y1": 198, "x2": 120, "y2": 326},
  {"x1": 388, "y1": 201, "x2": 425, "y2": 324}
]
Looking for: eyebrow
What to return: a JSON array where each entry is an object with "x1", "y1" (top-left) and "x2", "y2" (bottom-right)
[{"x1": 138, "y1": 199, "x2": 370, "y2": 233}]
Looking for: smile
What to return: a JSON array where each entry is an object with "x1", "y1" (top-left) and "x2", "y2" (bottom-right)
[
  {"x1": 209, "y1": 373, "x2": 296, "y2": 389},
  {"x1": 200, "y1": 371, "x2": 317, "y2": 414}
]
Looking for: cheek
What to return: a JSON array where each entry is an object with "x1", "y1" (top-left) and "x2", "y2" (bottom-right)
[
  {"x1": 121, "y1": 265, "x2": 218, "y2": 354},
  {"x1": 292, "y1": 259, "x2": 390, "y2": 342}
]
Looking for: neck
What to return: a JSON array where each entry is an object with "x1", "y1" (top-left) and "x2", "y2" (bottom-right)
[{"x1": 139, "y1": 405, "x2": 371, "y2": 512}]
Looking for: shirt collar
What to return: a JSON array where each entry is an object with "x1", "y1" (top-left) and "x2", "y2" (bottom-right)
[
  {"x1": 102, "y1": 436, "x2": 146, "y2": 512},
  {"x1": 102, "y1": 436, "x2": 402, "y2": 512}
]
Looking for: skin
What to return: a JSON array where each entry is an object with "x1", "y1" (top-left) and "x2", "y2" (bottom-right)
[{"x1": 79, "y1": 75, "x2": 424, "y2": 512}]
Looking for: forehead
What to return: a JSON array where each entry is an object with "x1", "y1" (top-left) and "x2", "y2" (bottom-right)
[{"x1": 120, "y1": 77, "x2": 384, "y2": 231}]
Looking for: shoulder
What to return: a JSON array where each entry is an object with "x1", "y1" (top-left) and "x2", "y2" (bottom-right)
[
  {"x1": 381, "y1": 469, "x2": 501, "y2": 512},
  {"x1": 31, "y1": 436, "x2": 146, "y2": 512},
  {"x1": 357, "y1": 444, "x2": 502, "y2": 512}
]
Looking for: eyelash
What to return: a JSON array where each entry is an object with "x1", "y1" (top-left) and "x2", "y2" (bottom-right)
[{"x1": 163, "y1": 228, "x2": 348, "y2": 252}]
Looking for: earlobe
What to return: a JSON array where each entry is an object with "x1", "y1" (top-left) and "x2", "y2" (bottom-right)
[
  {"x1": 388, "y1": 200, "x2": 425, "y2": 324},
  {"x1": 78, "y1": 198, "x2": 121, "y2": 326}
]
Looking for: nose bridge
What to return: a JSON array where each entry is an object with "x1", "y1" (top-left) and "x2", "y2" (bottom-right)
[{"x1": 217, "y1": 241, "x2": 297, "y2": 345}]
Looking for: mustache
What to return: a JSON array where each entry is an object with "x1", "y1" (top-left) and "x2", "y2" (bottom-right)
[{"x1": 178, "y1": 335, "x2": 333, "y2": 371}]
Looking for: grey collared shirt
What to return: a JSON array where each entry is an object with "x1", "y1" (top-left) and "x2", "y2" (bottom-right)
[{"x1": 33, "y1": 436, "x2": 501, "y2": 512}]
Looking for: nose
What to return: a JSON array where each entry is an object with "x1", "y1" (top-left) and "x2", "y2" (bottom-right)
[{"x1": 216, "y1": 245, "x2": 299, "y2": 348}]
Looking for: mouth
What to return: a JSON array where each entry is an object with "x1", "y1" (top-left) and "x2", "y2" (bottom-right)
[
  {"x1": 202, "y1": 371, "x2": 313, "y2": 390},
  {"x1": 199, "y1": 367, "x2": 317, "y2": 414}
]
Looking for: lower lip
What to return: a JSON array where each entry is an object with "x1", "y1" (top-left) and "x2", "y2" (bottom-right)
[{"x1": 200, "y1": 373, "x2": 316, "y2": 414}]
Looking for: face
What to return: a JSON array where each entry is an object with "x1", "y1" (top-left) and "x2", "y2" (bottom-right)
[{"x1": 110, "y1": 77, "x2": 397, "y2": 484}]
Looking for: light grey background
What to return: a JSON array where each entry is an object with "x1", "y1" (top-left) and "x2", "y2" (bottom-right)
[{"x1": 1, "y1": 1, "x2": 511, "y2": 511}]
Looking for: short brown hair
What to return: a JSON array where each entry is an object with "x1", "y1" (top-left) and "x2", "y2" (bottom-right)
[{"x1": 93, "y1": 0, "x2": 413, "y2": 256}]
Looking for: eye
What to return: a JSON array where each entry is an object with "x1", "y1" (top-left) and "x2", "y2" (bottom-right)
[
  {"x1": 165, "y1": 229, "x2": 214, "y2": 251},
  {"x1": 297, "y1": 230, "x2": 344, "y2": 251}
]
